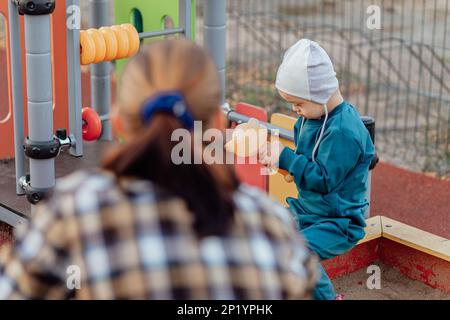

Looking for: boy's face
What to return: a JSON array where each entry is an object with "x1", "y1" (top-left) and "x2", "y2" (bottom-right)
[{"x1": 278, "y1": 90, "x2": 325, "y2": 119}]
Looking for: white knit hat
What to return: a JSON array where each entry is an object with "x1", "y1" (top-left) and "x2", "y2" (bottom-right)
[{"x1": 275, "y1": 39, "x2": 339, "y2": 105}]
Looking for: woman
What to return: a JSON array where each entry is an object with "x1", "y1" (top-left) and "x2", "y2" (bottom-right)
[{"x1": 0, "y1": 39, "x2": 316, "y2": 299}]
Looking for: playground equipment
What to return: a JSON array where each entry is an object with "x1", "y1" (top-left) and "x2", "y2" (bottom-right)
[
  {"x1": 0, "y1": 0, "x2": 221, "y2": 225},
  {"x1": 113, "y1": 0, "x2": 196, "y2": 79},
  {"x1": 225, "y1": 117, "x2": 294, "y2": 182}
]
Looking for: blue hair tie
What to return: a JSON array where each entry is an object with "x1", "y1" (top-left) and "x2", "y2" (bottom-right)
[{"x1": 141, "y1": 91, "x2": 195, "y2": 130}]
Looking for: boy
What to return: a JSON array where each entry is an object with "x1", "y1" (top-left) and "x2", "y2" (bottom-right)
[{"x1": 259, "y1": 39, "x2": 375, "y2": 300}]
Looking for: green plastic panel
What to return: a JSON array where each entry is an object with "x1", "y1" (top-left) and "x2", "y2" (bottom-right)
[{"x1": 114, "y1": 0, "x2": 196, "y2": 81}]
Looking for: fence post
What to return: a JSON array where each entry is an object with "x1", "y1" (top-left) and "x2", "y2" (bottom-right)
[
  {"x1": 204, "y1": 0, "x2": 226, "y2": 104},
  {"x1": 362, "y1": 116, "x2": 377, "y2": 219}
]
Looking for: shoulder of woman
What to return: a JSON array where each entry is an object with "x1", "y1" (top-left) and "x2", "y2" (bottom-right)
[
  {"x1": 233, "y1": 184, "x2": 295, "y2": 228},
  {"x1": 53, "y1": 168, "x2": 115, "y2": 195}
]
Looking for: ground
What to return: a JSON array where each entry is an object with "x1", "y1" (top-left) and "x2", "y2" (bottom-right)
[
  {"x1": 0, "y1": 222, "x2": 12, "y2": 247},
  {"x1": 332, "y1": 261, "x2": 450, "y2": 300}
]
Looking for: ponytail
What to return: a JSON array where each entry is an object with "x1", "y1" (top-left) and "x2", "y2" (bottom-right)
[{"x1": 102, "y1": 113, "x2": 239, "y2": 238}]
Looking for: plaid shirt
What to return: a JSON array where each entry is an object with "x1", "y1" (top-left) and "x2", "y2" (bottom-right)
[{"x1": 0, "y1": 169, "x2": 317, "y2": 299}]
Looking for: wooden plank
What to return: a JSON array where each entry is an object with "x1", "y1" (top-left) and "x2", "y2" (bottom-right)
[
  {"x1": 381, "y1": 216, "x2": 450, "y2": 262},
  {"x1": 268, "y1": 113, "x2": 298, "y2": 205},
  {"x1": 358, "y1": 215, "x2": 382, "y2": 245}
]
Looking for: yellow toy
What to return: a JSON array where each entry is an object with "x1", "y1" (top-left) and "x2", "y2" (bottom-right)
[{"x1": 225, "y1": 118, "x2": 293, "y2": 182}]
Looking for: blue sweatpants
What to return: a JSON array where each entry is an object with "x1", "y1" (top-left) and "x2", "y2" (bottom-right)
[
  {"x1": 287, "y1": 200, "x2": 365, "y2": 300},
  {"x1": 301, "y1": 220, "x2": 363, "y2": 299}
]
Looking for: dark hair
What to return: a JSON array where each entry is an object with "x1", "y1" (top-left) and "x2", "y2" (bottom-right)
[
  {"x1": 103, "y1": 115, "x2": 239, "y2": 237},
  {"x1": 103, "y1": 40, "x2": 239, "y2": 238}
]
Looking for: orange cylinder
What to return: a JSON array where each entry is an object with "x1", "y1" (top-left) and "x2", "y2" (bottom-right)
[
  {"x1": 111, "y1": 25, "x2": 130, "y2": 59},
  {"x1": 87, "y1": 28, "x2": 106, "y2": 64},
  {"x1": 80, "y1": 30, "x2": 96, "y2": 65},
  {"x1": 100, "y1": 27, "x2": 118, "y2": 61},
  {"x1": 120, "y1": 23, "x2": 140, "y2": 57}
]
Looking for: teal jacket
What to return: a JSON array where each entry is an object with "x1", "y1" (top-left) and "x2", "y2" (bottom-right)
[{"x1": 279, "y1": 101, "x2": 375, "y2": 229}]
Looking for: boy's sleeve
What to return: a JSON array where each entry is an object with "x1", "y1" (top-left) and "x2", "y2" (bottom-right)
[{"x1": 279, "y1": 130, "x2": 362, "y2": 194}]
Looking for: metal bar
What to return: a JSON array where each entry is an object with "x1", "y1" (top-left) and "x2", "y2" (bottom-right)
[
  {"x1": 397, "y1": 0, "x2": 408, "y2": 161},
  {"x1": 204, "y1": 0, "x2": 226, "y2": 104},
  {"x1": 403, "y1": 0, "x2": 417, "y2": 155},
  {"x1": 226, "y1": 110, "x2": 294, "y2": 141},
  {"x1": 99, "y1": 114, "x2": 110, "y2": 121},
  {"x1": 24, "y1": 13, "x2": 55, "y2": 210},
  {"x1": 424, "y1": 0, "x2": 439, "y2": 161},
  {"x1": 414, "y1": 0, "x2": 426, "y2": 163},
  {"x1": 89, "y1": 0, "x2": 112, "y2": 140},
  {"x1": 0, "y1": 203, "x2": 27, "y2": 228},
  {"x1": 8, "y1": 0, "x2": 25, "y2": 195},
  {"x1": 66, "y1": 0, "x2": 83, "y2": 157},
  {"x1": 139, "y1": 28, "x2": 184, "y2": 40},
  {"x1": 179, "y1": 0, "x2": 192, "y2": 39},
  {"x1": 436, "y1": 0, "x2": 449, "y2": 154}
]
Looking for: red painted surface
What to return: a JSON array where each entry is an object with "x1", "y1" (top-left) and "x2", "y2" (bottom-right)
[
  {"x1": 371, "y1": 162, "x2": 450, "y2": 239},
  {"x1": 321, "y1": 236, "x2": 449, "y2": 293},
  {"x1": 232, "y1": 102, "x2": 268, "y2": 191},
  {"x1": 379, "y1": 238, "x2": 450, "y2": 293},
  {"x1": 323, "y1": 239, "x2": 380, "y2": 279},
  {"x1": 0, "y1": 0, "x2": 71, "y2": 160},
  {"x1": 0, "y1": 2, "x2": 17, "y2": 158}
]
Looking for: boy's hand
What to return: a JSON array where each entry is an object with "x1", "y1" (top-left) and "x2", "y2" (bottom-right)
[{"x1": 258, "y1": 140, "x2": 285, "y2": 168}]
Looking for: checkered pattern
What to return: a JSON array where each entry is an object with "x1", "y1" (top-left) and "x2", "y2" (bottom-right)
[{"x1": 0, "y1": 170, "x2": 317, "y2": 299}]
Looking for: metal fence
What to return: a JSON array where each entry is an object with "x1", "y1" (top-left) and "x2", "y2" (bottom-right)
[
  {"x1": 3, "y1": 1, "x2": 449, "y2": 176},
  {"x1": 197, "y1": 0, "x2": 450, "y2": 177}
]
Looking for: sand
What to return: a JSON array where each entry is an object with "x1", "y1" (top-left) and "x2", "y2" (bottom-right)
[{"x1": 332, "y1": 261, "x2": 450, "y2": 300}]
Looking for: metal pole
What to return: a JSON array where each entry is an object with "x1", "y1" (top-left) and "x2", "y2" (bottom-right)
[
  {"x1": 139, "y1": 28, "x2": 185, "y2": 39},
  {"x1": 226, "y1": 110, "x2": 294, "y2": 141},
  {"x1": 8, "y1": 0, "x2": 25, "y2": 195},
  {"x1": 23, "y1": 11, "x2": 55, "y2": 209},
  {"x1": 89, "y1": 0, "x2": 112, "y2": 141},
  {"x1": 361, "y1": 116, "x2": 377, "y2": 219},
  {"x1": 67, "y1": 0, "x2": 83, "y2": 156},
  {"x1": 204, "y1": 0, "x2": 226, "y2": 104},
  {"x1": 179, "y1": 0, "x2": 192, "y2": 39}
]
